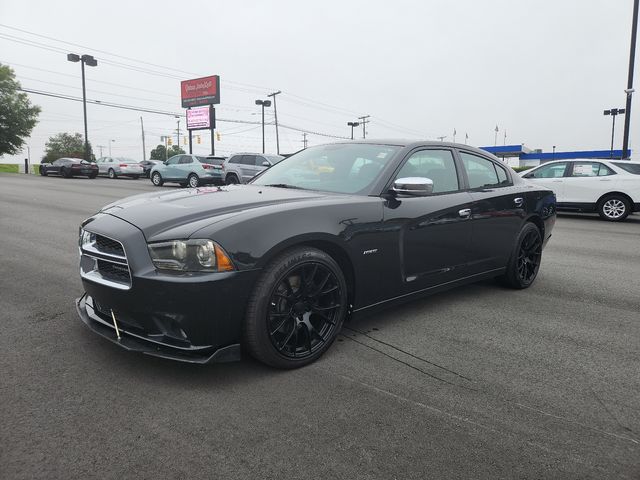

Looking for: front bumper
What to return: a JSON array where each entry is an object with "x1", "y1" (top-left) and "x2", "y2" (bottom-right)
[
  {"x1": 77, "y1": 294, "x2": 240, "y2": 363},
  {"x1": 77, "y1": 213, "x2": 260, "y2": 363}
]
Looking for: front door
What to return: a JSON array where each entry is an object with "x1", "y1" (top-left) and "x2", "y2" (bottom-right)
[
  {"x1": 383, "y1": 148, "x2": 473, "y2": 293},
  {"x1": 522, "y1": 161, "x2": 569, "y2": 202}
]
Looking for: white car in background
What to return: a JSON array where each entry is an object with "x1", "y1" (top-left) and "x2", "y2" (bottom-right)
[
  {"x1": 96, "y1": 157, "x2": 144, "y2": 179},
  {"x1": 521, "y1": 159, "x2": 640, "y2": 221}
]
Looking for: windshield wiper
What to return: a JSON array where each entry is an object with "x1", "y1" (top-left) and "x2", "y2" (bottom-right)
[{"x1": 263, "y1": 183, "x2": 304, "y2": 190}]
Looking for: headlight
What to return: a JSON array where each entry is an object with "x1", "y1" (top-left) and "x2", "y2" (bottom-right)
[
  {"x1": 79, "y1": 228, "x2": 95, "y2": 247},
  {"x1": 147, "y1": 239, "x2": 234, "y2": 272}
]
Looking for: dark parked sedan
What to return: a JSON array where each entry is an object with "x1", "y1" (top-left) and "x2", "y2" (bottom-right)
[
  {"x1": 139, "y1": 160, "x2": 164, "y2": 178},
  {"x1": 41, "y1": 158, "x2": 98, "y2": 178},
  {"x1": 76, "y1": 141, "x2": 556, "y2": 368}
]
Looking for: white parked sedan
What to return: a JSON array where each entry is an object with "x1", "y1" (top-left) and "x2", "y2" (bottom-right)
[
  {"x1": 96, "y1": 157, "x2": 144, "y2": 179},
  {"x1": 521, "y1": 159, "x2": 640, "y2": 221}
]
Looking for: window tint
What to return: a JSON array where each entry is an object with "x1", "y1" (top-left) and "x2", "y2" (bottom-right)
[
  {"x1": 496, "y1": 164, "x2": 509, "y2": 184},
  {"x1": 229, "y1": 155, "x2": 242, "y2": 164},
  {"x1": 571, "y1": 161, "x2": 614, "y2": 177},
  {"x1": 179, "y1": 156, "x2": 193, "y2": 164},
  {"x1": 612, "y1": 162, "x2": 640, "y2": 174},
  {"x1": 528, "y1": 162, "x2": 568, "y2": 179},
  {"x1": 241, "y1": 155, "x2": 256, "y2": 165},
  {"x1": 256, "y1": 156, "x2": 268, "y2": 166},
  {"x1": 460, "y1": 152, "x2": 500, "y2": 188},
  {"x1": 395, "y1": 149, "x2": 459, "y2": 193}
]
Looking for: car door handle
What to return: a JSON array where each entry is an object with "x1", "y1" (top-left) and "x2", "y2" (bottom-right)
[
  {"x1": 513, "y1": 197, "x2": 524, "y2": 207},
  {"x1": 458, "y1": 208, "x2": 471, "y2": 218}
]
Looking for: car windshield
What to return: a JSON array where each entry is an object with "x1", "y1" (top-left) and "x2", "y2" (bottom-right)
[
  {"x1": 252, "y1": 143, "x2": 401, "y2": 194},
  {"x1": 612, "y1": 162, "x2": 640, "y2": 175}
]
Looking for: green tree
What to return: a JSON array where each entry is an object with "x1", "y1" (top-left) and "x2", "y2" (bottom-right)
[
  {"x1": 149, "y1": 144, "x2": 185, "y2": 160},
  {"x1": 42, "y1": 132, "x2": 93, "y2": 163},
  {"x1": 0, "y1": 63, "x2": 41, "y2": 156}
]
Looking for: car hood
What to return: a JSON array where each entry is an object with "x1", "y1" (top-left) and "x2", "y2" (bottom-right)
[{"x1": 101, "y1": 185, "x2": 330, "y2": 239}]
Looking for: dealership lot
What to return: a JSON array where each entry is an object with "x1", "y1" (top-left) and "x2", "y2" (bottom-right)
[{"x1": 1, "y1": 174, "x2": 639, "y2": 478}]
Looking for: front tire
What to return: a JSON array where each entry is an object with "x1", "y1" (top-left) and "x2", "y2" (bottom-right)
[
  {"x1": 62, "y1": 167, "x2": 72, "y2": 178},
  {"x1": 244, "y1": 247, "x2": 348, "y2": 369},
  {"x1": 40, "y1": 166, "x2": 47, "y2": 176},
  {"x1": 108, "y1": 168, "x2": 117, "y2": 179},
  {"x1": 188, "y1": 173, "x2": 200, "y2": 188},
  {"x1": 499, "y1": 222, "x2": 543, "y2": 289},
  {"x1": 151, "y1": 172, "x2": 163, "y2": 186},
  {"x1": 597, "y1": 195, "x2": 630, "y2": 222}
]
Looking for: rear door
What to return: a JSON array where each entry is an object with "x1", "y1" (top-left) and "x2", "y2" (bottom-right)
[
  {"x1": 563, "y1": 161, "x2": 617, "y2": 203},
  {"x1": 458, "y1": 150, "x2": 524, "y2": 273}
]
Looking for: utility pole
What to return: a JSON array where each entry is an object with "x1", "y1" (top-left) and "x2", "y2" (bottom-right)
[
  {"x1": 140, "y1": 116, "x2": 146, "y2": 161},
  {"x1": 358, "y1": 115, "x2": 370, "y2": 139},
  {"x1": 175, "y1": 118, "x2": 181, "y2": 151},
  {"x1": 302, "y1": 132, "x2": 308, "y2": 149},
  {"x1": 66, "y1": 53, "x2": 97, "y2": 161},
  {"x1": 255, "y1": 99, "x2": 272, "y2": 153},
  {"x1": 504, "y1": 130, "x2": 507, "y2": 146},
  {"x1": 267, "y1": 90, "x2": 281, "y2": 155},
  {"x1": 622, "y1": 0, "x2": 639, "y2": 159}
]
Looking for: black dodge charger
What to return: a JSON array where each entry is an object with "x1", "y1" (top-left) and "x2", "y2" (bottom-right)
[{"x1": 76, "y1": 141, "x2": 556, "y2": 368}]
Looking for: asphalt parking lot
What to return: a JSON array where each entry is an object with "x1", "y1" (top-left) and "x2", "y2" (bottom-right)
[{"x1": 1, "y1": 173, "x2": 639, "y2": 479}]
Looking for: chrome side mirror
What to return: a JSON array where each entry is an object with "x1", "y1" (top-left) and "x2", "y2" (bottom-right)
[{"x1": 391, "y1": 177, "x2": 434, "y2": 196}]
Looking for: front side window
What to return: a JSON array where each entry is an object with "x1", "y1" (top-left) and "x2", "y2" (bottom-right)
[
  {"x1": 241, "y1": 155, "x2": 256, "y2": 165},
  {"x1": 166, "y1": 156, "x2": 181, "y2": 165},
  {"x1": 460, "y1": 152, "x2": 502, "y2": 188},
  {"x1": 571, "y1": 162, "x2": 614, "y2": 177},
  {"x1": 527, "y1": 162, "x2": 569, "y2": 179},
  {"x1": 395, "y1": 150, "x2": 459, "y2": 193},
  {"x1": 253, "y1": 143, "x2": 401, "y2": 194},
  {"x1": 229, "y1": 155, "x2": 242, "y2": 164}
]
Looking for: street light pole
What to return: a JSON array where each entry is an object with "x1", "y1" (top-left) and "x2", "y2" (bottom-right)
[
  {"x1": 622, "y1": 0, "x2": 639, "y2": 159},
  {"x1": 604, "y1": 108, "x2": 626, "y2": 157},
  {"x1": 267, "y1": 91, "x2": 281, "y2": 155},
  {"x1": 109, "y1": 139, "x2": 115, "y2": 157},
  {"x1": 67, "y1": 53, "x2": 97, "y2": 161},
  {"x1": 255, "y1": 99, "x2": 272, "y2": 154}
]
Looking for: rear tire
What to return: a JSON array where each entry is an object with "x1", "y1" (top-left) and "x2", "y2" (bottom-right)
[
  {"x1": 132, "y1": 175, "x2": 140, "y2": 180},
  {"x1": 188, "y1": 173, "x2": 200, "y2": 188},
  {"x1": 225, "y1": 174, "x2": 239, "y2": 185},
  {"x1": 244, "y1": 247, "x2": 348, "y2": 369},
  {"x1": 597, "y1": 195, "x2": 630, "y2": 222},
  {"x1": 151, "y1": 172, "x2": 163, "y2": 186},
  {"x1": 499, "y1": 222, "x2": 543, "y2": 289},
  {"x1": 108, "y1": 168, "x2": 117, "y2": 179}
]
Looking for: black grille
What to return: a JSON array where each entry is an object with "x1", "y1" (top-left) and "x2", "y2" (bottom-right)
[
  {"x1": 95, "y1": 234, "x2": 125, "y2": 257},
  {"x1": 97, "y1": 259, "x2": 130, "y2": 283}
]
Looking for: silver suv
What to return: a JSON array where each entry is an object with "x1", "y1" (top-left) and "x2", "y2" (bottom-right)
[{"x1": 223, "y1": 153, "x2": 284, "y2": 184}]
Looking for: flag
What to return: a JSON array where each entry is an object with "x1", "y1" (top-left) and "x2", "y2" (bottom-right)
[
  {"x1": 453, "y1": 128, "x2": 457, "y2": 136},
  {"x1": 465, "y1": 133, "x2": 469, "y2": 140},
  {"x1": 495, "y1": 125, "x2": 499, "y2": 132}
]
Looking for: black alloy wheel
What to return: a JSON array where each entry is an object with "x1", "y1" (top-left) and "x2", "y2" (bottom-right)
[
  {"x1": 188, "y1": 173, "x2": 200, "y2": 188},
  {"x1": 244, "y1": 247, "x2": 348, "y2": 368},
  {"x1": 500, "y1": 222, "x2": 542, "y2": 289},
  {"x1": 61, "y1": 167, "x2": 72, "y2": 178},
  {"x1": 597, "y1": 195, "x2": 630, "y2": 222},
  {"x1": 151, "y1": 172, "x2": 163, "y2": 186},
  {"x1": 225, "y1": 174, "x2": 239, "y2": 185}
]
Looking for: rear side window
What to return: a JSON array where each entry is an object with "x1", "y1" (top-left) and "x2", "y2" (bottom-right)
[
  {"x1": 460, "y1": 152, "x2": 503, "y2": 188},
  {"x1": 179, "y1": 156, "x2": 193, "y2": 164},
  {"x1": 612, "y1": 162, "x2": 640, "y2": 174},
  {"x1": 571, "y1": 162, "x2": 614, "y2": 177},
  {"x1": 241, "y1": 155, "x2": 256, "y2": 165},
  {"x1": 527, "y1": 162, "x2": 568, "y2": 179}
]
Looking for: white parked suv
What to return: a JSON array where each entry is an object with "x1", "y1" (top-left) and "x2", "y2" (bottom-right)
[{"x1": 521, "y1": 159, "x2": 640, "y2": 221}]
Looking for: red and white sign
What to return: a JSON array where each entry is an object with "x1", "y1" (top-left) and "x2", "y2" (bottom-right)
[
  {"x1": 187, "y1": 106, "x2": 212, "y2": 130},
  {"x1": 181, "y1": 75, "x2": 220, "y2": 108}
]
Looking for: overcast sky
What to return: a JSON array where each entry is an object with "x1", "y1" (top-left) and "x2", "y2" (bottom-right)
[{"x1": 0, "y1": 0, "x2": 637, "y2": 162}]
